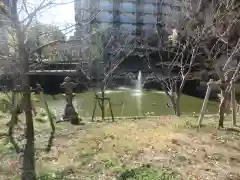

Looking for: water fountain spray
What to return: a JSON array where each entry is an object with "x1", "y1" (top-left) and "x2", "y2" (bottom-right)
[{"x1": 136, "y1": 71, "x2": 142, "y2": 92}]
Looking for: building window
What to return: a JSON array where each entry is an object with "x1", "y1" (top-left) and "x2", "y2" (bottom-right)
[
  {"x1": 120, "y1": 2, "x2": 136, "y2": 13},
  {"x1": 143, "y1": 15, "x2": 157, "y2": 24},
  {"x1": 72, "y1": 51, "x2": 76, "y2": 57},
  {"x1": 96, "y1": 12, "x2": 113, "y2": 22},
  {"x1": 99, "y1": 1, "x2": 113, "y2": 11},
  {"x1": 120, "y1": 13, "x2": 135, "y2": 23},
  {"x1": 143, "y1": 4, "x2": 156, "y2": 14}
]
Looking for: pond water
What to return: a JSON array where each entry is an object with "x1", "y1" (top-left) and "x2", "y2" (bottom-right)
[{"x1": 40, "y1": 87, "x2": 219, "y2": 118}]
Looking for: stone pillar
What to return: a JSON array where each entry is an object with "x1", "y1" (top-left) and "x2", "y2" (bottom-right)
[{"x1": 60, "y1": 77, "x2": 80, "y2": 125}]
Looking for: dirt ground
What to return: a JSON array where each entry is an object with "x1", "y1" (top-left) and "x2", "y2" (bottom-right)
[{"x1": 1, "y1": 115, "x2": 240, "y2": 180}]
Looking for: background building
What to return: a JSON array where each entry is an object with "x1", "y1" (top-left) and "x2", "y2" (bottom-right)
[
  {"x1": 58, "y1": 0, "x2": 184, "y2": 67},
  {"x1": 72, "y1": 0, "x2": 183, "y2": 63},
  {"x1": 0, "y1": 0, "x2": 14, "y2": 55},
  {"x1": 74, "y1": 0, "x2": 183, "y2": 38}
]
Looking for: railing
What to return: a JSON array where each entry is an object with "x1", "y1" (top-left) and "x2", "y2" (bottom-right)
[{"x1": 27, "y1": 60, "x2": 86, "y2": 75}]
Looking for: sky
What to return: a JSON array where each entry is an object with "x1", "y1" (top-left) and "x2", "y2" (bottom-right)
[
  {"x1": 24, "y1": 0, "x2": 75, "y2": 37},
  {"x1": 37, "y1": 1, "x2": 75, "y2": 26}
]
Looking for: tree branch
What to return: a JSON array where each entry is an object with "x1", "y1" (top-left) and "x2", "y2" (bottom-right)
[{"x1": 28, "y1": 32, "x2": 96, "y2": 56}]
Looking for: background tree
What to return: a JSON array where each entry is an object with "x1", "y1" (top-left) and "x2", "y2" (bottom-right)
[
  {"x1": 86, "y1": 23, "x2": 135, "y2": 121},
  {"x1": 26, "y1": 22, "x2": 66, "y2": 58},
  {"x1": 182, "y1": 0, "x2": 240, "y2": 127},
  {"x1": 140, "y1": 0, "x2": 240, "y2": 119},
  {"x1": 143, "y1": 27, "x2": 200, "y2": 116}
]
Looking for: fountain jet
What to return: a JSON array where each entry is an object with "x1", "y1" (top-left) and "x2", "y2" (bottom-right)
[
  {"x1": 134, "y1": 71, "x2": 142, "y2": 115},
  {"x1": 136, "y1": 71, "x2": 142, "y2": 92}
]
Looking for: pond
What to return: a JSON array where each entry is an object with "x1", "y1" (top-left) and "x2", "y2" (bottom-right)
[{"x1": 40, "y1": 87, "x2": 219, "y2": 118}]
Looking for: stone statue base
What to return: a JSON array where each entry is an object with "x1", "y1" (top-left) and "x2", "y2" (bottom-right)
[{"x1": 62, "y1": 104, "x2": 81, "y2": 125}]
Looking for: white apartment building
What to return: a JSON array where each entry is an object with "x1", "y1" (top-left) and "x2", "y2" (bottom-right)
[
  {"x1": 66, "y1": 0, "x2": 184, "y2": 63},
  {"x1": 74, "y1": 0, "x2": 183, "y2": 37},
  {"x1": 0, "y1": 17, "x2": 9, "y2": 55},
  {"x1": 0, "y1": 0, "x2": 12, "y2": 55},
  {"x1": 0, "y1": 0, "x2": 16, "y2": 54}
]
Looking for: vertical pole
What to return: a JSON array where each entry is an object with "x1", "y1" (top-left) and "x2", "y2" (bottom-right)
[
  {"x1": 108, "y1": 99, "x2": 115, "y2": 122},
  {"x1": 101, "y1": 85, "x2": 105, "y2": 121},
  {"x1": 198, "y1": 79, "x2": 213, "y2": 127},
  {"x1": 121, "y1": 102, "x2": 124, "y2": 116},
  {"x1": 101, "y1": 98, "x2": 105, "y2": 121},
  {"x1": 12, "y1": 91, "x2": 17, "y2": 111},
  {"x1": 36, "y1": 84, "x2": 55, "y2": 131},
  {"x1": 231, "y1": 84, "x2": 237, "y2": 126},
  {"x1": 92, "y1": 99, "x2": 97, "y2": 122},
  {"x1": 41, "y1": 92, "x2": 55, "y2": 132}
]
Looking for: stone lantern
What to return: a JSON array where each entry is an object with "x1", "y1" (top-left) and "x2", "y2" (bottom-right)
[{"x1": 60, "y1": 76, "x2": 80, "y2": 125}]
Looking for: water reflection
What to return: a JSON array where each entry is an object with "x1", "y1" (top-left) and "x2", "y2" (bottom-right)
[
  {"x1": 117, "y1": 87, "x2": 131, "y2": 91},
  {"x1": 41, "y1": 89, "x2": 218, "y2": 117}
]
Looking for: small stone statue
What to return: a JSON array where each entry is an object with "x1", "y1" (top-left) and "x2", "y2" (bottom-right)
[
  {"x1": 60, "y1": 76, "x2": 77, "y2": 95},
  {"x1": 60, "y1": 77, "x2": 80, "y2": 125},
  {"x1": 35, "y1": 83, "x2": 43, "y2": 94},
  {"x1": 14, "y1": 84, "x2": 22, "y2": 92}
]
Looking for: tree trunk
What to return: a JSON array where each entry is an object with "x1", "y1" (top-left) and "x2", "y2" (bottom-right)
[
  {"x1": 169, "y1": 95, "x2": 177, "y2": 115},
  {"x1": 19, "y1": 34, "x2": 36, "y2": 180},
  {"x1": 175, "y1": 95, "x2": 181, "y2": 117},
  {"x1": 218, "y1": 95, "x2": 226, "y2": 128},
  {"x1": 218, "y1": 79, "x2": 231, "y2": 128},
  {"x1": 21, "y1": 91, "x2": 36, "y2": 180},
  {"x1": 175, "y1": 81, "x2": 181, "y2": 117},
  {"x1": 12, "y1": 0, "x2": 36, "y2": 178},
  {"x1": 218, "y1": 85, "x2": 229, "y2": 128}
]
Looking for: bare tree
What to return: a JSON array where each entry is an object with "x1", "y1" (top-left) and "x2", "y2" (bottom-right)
[
  {"x1": 139, "y1": 0, "x2": 240, "y2": 120},
  {"x1": 86, "y1": 26, "x2": 135, "y2": 121},
  {"x1": 0, "y1": 0, "x2": 99, "y2": 179},
  {"x1": 157, "y1": 34, "x2": 199, "y2": 117},
  {"x1": 182, "y1": 0, "x2": 240, "y2": 127},
  {"x1": 139, "y1": 17, "x2": 202, "y2": 116}
]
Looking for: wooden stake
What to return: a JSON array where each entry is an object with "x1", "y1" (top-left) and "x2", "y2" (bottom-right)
[
  {"x1": 121, "y1": 102, "x2": 124, "y2": 116},
  {"x1": 39, "y1": 91, "x2": 55, "y2": 132},
  {"x1": 231, "y1": 84, "x2": 236, "y2": 126},
  {"x1": 107, "y1": 99, "x2": 114, "y2": 122},
  {"x1": 198, "y1": 79, "x2": 213, "y2": 127},
  {"x1": 92, "y1": 99, "x2": 97, "y2": 122}
]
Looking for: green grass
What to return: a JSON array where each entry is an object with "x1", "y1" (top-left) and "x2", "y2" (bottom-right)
[
  {"x1": 37, "y1": 173, "x2": 64, "y2": 180},
  {"x1": 118, "y1": 165, "x2": 180, "y2": 180},
  {"x1": 0, "y1": 97, "x2": 12, "y2": 113}
]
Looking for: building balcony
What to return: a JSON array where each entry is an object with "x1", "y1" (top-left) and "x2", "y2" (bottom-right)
[
  {"x1": 95, "y1": 0, "x2": 181, "y2": 12},
  {"x1": 93, "y1": 12, "x2": 158, "y2": 24}
]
